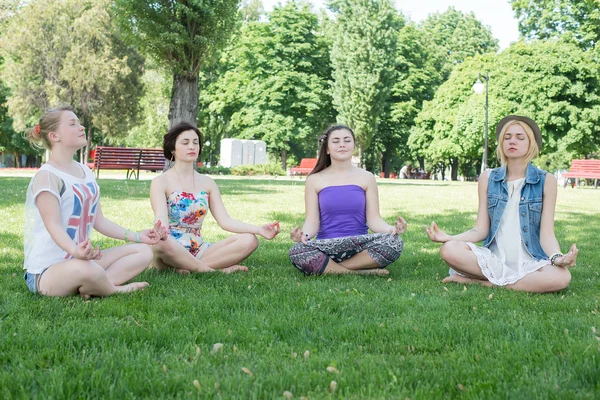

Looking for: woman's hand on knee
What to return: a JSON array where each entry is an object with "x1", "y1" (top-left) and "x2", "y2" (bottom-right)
[
  {"x1": 553, "y1": 244, "x2": 578, "y2": 268},
  {"x1": 71, "y1": 239, "x2": 102, "y2": 260},
  {"x1": 424, "y1": 222, "x2": 451, "y2": 243},
  {"x1": 290, "y1": 226, "x2": 308, "y2": 244},
  {"x1": 391, "y1": 215, "x2": 407, "y2": 235}
]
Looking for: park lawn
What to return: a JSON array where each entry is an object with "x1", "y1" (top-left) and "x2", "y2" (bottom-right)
[{"x1": 0, "y1": 176, "x2": 599, "y2": 399}]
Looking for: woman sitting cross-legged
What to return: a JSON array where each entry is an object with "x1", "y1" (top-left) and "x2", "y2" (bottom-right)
[
  {"x1": 150, "y1": 122, "x2": 281, "y2": 274},
  {"x1": 425, "y1": 115, "x2": 578, "y2": 292},
  {"x1": 289, "y1": 125, "x2": 406, "y2": 275}
]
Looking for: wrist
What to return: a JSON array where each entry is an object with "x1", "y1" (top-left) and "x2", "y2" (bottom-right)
[{"x1": 550, "y1": 252, "x2": 563, "y2": 265}]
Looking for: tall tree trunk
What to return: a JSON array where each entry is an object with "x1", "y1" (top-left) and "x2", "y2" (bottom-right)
[
  {"x1": 169, "y1": 73, "x2": 199, "y2": 128},
  {"x1": 382, "y1": 152, "x2": 391, "y2": 178},
  {"x1": 281, "y1": 149, "x2": 287, "y2": 170},
  {"x1": 450, "y1": 158, "x2": 458, "y2": 181},
  {"x1": 14, "y1": 152, "x2": 20, "y2": 168},
  {"x1": 84, "y1": 125, "x2": 93, "y2": 165}
]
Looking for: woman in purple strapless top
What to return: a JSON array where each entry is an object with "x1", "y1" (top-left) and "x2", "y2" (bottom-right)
[{"x1": 289, "y1": 125, "x2": 407, "y2": 275}]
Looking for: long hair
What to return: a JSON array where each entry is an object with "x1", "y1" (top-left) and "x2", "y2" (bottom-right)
[{"x1": 309, "y1": 125, "x2": 355, "y2": 175}]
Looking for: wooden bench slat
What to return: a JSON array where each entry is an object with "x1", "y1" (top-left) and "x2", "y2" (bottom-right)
[
  {"x1": 93, "y1": 146, "x2": 166, "y2": 179},
  {"x1": 563, "y1": 159, "x2": 600, "y2": 188}
]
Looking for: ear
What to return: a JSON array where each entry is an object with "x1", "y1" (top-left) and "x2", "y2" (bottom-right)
[{"x1": 48, "y1": 131, "x2": 60, "y2": 143}]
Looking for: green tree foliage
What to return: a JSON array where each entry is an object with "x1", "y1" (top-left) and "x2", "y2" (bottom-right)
[
  {"x1": 420, "y1": 7, "x2": 499, "y2": 81},
  {"x1": 329, "y1": 0, "x2": 400, "y2": 171},
  {"x1": 201, "y1": 1, "x2": 334, "y2": 169},
  {"x1": 115, "y1": 0, "x2": 241, "y2": 127},
  {"x1": 1, "y1": 0, "x2": 144, "y2": 161},
  {"x1": 378, "y1": 22, "x2": 444, "y2": 176},
  {"x1": 410, "y1": 40, "x2": 600, "y2": 177},
  {"x1": 511, "y1": 0, "x2": 600, "y2": 49}
]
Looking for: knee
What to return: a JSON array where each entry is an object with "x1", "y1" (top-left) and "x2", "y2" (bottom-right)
[
  {"x1": 77, "y1": 262, "x2": 107, "y2": 284},
  {"x1": 133, "y1": 243, "x2": 153, "y2": 265},
  {"x1": 239, "y1": 233, "x2": 259, "y2": 253},
  {"x1": 154, "y1": 238, "x2": 177, "y2": 257},
  {"x1": 550, "y1": 268, "x2": 572, "y2": 292},
  {"x1": 439, "y1": 241, "x2": 458, "y2": 263}
]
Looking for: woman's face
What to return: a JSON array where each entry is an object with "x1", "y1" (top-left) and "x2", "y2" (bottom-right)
[
  {"x1": 54, "y1": 110, "x2": 86, "y2": 149},
  {"x1": 327, "y1": 129, "x2": 355, "y2": 161},
  {"x1": 502, "y1": 122, "x2": 530, "y2": 160},
  {"x1": 173, "y1": 130, "x2": 200, "y2": 162}
]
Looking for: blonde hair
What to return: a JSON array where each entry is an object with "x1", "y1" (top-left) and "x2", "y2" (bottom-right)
[
  {"x1": 27, "y1": 105, "x2": 75, "y2": 150},
  {"x1": 496, "y1": 120, "x2": 539, "y2": 165}
]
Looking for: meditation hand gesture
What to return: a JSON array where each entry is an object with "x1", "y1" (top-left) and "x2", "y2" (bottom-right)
[
  {"x1": 553, "y1": 244, "x2": 579, "y2": 268},
  {"x1": 258, "y1": 222, "x2": 281, "y2": 240},
  {"x1": 424, "y1": 221, "x2": 452, "y2": 243},
  {"x1": 139, "y1": 229, "x2": 162, "y2": 245},
  {"x1": 391, "y1": 216, "x2": 408, "y2": 235},
  {"x1": 154, "y1": 220, "x2": 170, "y2": 241},
  {"x1": 71, "y1": 239, "x2": 102, "y2": 260},
  {"x1": 290, "y1": 226, "x2": 309, "y2": 244}
]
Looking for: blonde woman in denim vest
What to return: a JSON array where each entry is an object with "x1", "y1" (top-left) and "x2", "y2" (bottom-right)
[{"x1": 425, "y1": 115, "x2": 578, "y2": 292}]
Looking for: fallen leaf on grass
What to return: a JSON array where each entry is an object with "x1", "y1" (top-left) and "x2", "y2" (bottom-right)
[
  {"x1": 304, "y1": 350, "x2": 310, "y2": 360},
  {"x1": 241, "y1": 367, "x2": 253, "y2": 376},
  {"x1": 326, "y1": 366, "x2": 339, "y2": 374},
  {"x1": 457, "y1": 383, "x2": 466, "y2": 392},
  {"x1": 488, "y1": 293, "x2": 494, "y2": 300},
  {"x1": 212, "y1": 343, "x2": 223, "y2": 354},
  {"x1": 329, "y1": 381, "x2": 337, "y2": 392},
  {"x1": 283, "y1": 391, "x2": 293, "y2": 399},
  {"x1": 193, "y1": 380, "x2": 201, "y2": 390},
  {"x1": 162, "y1": 364, "x2": 167, "y2": 373}
]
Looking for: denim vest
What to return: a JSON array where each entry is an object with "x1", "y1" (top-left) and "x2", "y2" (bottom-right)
[{"x1": 484, "y1": 163, "x2": 548, "y2": 261}]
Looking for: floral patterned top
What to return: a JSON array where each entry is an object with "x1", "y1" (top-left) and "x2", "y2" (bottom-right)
[{"x1": 167, "y1": 191, "x2": 210, "y2": 257}]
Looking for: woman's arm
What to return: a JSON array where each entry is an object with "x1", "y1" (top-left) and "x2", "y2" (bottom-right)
[
  {"x1": 208, "y1": 177, "x2": 278, "y2": 238},
  {"x1": 93, "y1": 204, "x2": 159, "y2": 244},
  {"x1": 150, "y1": 176, "x2": 170, "y2": 233},
  {"x1": 425, "y1": 172, "x2": 490, "y2": 243},
  {"x1": 539, "y1": 173, "x2": 578, "y2": 266},
  {"x1": 365, "y1": 175, "x2": 396, "y2": 233},
  {"x1": 37, "y1": 192, "x2": 101, "y2": 259},
  {"x1": 298, "y1": 175, "x2": 320, "y2": 240}
]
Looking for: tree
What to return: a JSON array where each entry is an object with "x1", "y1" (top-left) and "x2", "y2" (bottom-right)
[
  {"x1": 329, "y1": 0, "x2": 401, "y2": 171},
  {"x1": 1, "y1": 0, "x2": 144, "y2": 162},
  {"x1": 201, "y1": 1, "x2": 334, "y2": 169},
  {"x1": 510, "y1": 0, "x2": 600, "y2": 49},
  {"x1": 115, "y1": 0, "x2": 241, "y2": 128},
  {"x1": 409, "y1": 40, "x2": 600, "y2": 178}
]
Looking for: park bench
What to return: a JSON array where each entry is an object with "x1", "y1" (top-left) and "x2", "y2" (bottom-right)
[
  {"x1": 562, "y1": 159, "x2": 600, "y2": 189},
  {"x1": 92, "y1": 146, "x2": 166, "y2": 179},
  {"x1": 290, "y1": 158, "x2": 317, "y2": 176}
]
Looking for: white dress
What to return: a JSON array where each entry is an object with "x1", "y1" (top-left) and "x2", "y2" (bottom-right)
[
  {"x1": 465, "y1": 178, "x2": 549, "y2": 286},
  {"x1": 24, "y1": 163, "x2": 100, "y2": 274}
]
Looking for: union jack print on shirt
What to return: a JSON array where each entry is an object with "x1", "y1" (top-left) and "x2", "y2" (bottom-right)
[{"x1": 65, "y1": 182, "x2": 99, "y2": 258}]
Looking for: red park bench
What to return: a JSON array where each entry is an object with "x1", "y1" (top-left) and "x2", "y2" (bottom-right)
[
  {"x1": 92, "y1": 146, "x2": 166, "y2": 179},
  {"x1": 562, "y1": 159, "x2": 600, "y2": 189},
  {"x1": 290, "y1": 158, "x2": 317, "y2": 176}
]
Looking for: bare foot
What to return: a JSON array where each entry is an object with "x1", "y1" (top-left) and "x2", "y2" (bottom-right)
[
  {"x1": 176, "y1": 268, "x2": 191, "y2": 275},
  {"x1": 219, "y1": 265, "x2": 249, "y2": 274},
  {"x1": 355, "y1": 268, "x2": 390, "y2": 276},
  {"x1": 442, "y1": 274, "x2": 492, "y2": 286},
  {"x1": 115, "y1": 282, "x2": 150, "y2": 293}
]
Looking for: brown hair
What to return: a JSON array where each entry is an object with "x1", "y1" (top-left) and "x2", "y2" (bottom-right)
[
  {"x1": 496, "y1": 120, "x2": 539, "y2": 166},
  {"x1": 309, "y1": 125, "x2": 355, "y2": 175},
  {"x1": 163, "y1": 122, "x2": 202, "y2": 160},
  {"x1": 27, "y1": 105, "x2": 75, "y2": 150}
]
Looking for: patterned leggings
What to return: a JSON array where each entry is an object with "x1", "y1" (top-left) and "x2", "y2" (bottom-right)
[{"x1": 289, "y1": 232, "x2": 404, "y2": 275}]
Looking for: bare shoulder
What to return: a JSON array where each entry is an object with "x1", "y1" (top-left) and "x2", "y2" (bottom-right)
[
  {"x1": 151, "y1": 172, "x2": 169, "y2": 188},
  {"x1": 305, "y1": 173, "x2": 321, "y2": 192},
  {"x1": 545, "y1": 172, "x2": 557, "y2": 185},
  {"x1": 357, "y1": 167, "x2": 376, "y2": 188},
  {"x1": 196, "y1": 173, "x2": 218, "y2": 192}
]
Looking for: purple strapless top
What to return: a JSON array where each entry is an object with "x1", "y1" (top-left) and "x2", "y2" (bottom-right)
[{"x1": 317, "y1": 184, "x2": 368, "y2": 239}]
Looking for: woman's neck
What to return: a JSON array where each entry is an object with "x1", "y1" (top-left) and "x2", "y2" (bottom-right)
[
  {"x1": 327, "y1": 159, "x2": 353, "y2": 173},
  {"x1": 47, "y1": 147, "x2": 77, "y2": 167},
  {"x1": 506, "y1": 159, "x2": 528, "y2": 180},
  {"x1": 173, "y1": 161, "x2": 195, "y2": 176}
]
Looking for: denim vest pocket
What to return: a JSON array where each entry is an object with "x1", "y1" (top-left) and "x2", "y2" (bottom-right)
[{"x1": 528, "y1": 201, "x2": 543, "y2": 226}]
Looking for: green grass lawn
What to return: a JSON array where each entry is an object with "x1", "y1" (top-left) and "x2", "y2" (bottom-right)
[{"x1": 1, "y1": 175, "x2": 599, "y2": 399}]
